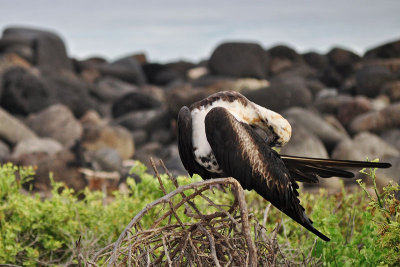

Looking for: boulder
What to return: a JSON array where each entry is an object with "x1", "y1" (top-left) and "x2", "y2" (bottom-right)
[
  {"x1": 0, "y1": 107, "x2": 37, "y2": 144},
  {"x1": 1, "y1": 27, "x2": 73, "y2": 71},
  {"x1": 283, "y1": 107, "x2": 349, "y2": 150},
  {"x1": 327, "y1": 47, "x2": 360, "y2": 79},
  {"x1": 355, "y1": 65, "x2": 394, "y2": 97},
  {"x1": 364, "y1": 39, "x2": 400, "y2": 59},
  {"x1": 81, "y1": 116, "x2": 134, "y2": 160},
  {"x1": 381, "y1": 129, "x2": 400, "y2": 151},
  {"x1": 98, "y1": 56, "x2": 146, "y2": 85},
  {"x1": 12, "y1": 148, "x2": 86, "y2": 191},
  {"x1": 0, "y1": 140, "x2": 10, "y2": 162},
  {"x1": 302, "y1": 51, "x2": 330, "y2": 70},
  {"x1": 381, "y1": 81, "x2": 400, "y2": 102},
  {"x1": 0, "y1": 67, "x2": 56, "y2": 115},
  {"x1": 26, "y1": 104, "x2": 82, "y2": 147},
  {"x1": 313, "y1": 94, "x2": 352, "y2": 115},
  {"x1": 280, "y1": 122, "x2": 328, "y2": 158},
  {"x1": 85, "y1": 147, "x2": 122, "y2": 172},
  {"x1": 111, "y1": 91, "x2": 162, "y2": 118},
  {"x1": 49, "y1": 74, "x2": 99, "y2": 117},
  {"x1": 93, "y1": 77, "x2": 139, "y2": 102},
  {"x1": 336, "y1": 96, "x2": 372, "y2": 128},
  {"x1": 208, "y1": 42, "x2": 268, "y2": 79},
  {"x1": 115, "y1": 108, "x2": 170, "y2": 132},
  {"x1": 243, "y1": 78, "x2": 312, "y2": 112},
  {"x1": 349, "y1": 103, "x2": 400, "y2": 134},
  {"x1": 162, "y1": 144, "x2": 187, "y2": 176},
  {"x1": 11, "y1": 137, "x2": 63, "y2": 158},
  {"x1": 332, "y1": 132, "x2": 400, "y2": 161},
  {"x1": 267, "y1": 45, "x2": 301, "y2": 75},
  {"x1": 166, "y1": 85, "x2": 212, "y2": 118}
]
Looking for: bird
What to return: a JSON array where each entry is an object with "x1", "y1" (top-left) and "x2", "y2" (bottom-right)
[{"x1": 177, "y1": 91, "x2": 391, "y2": 241}]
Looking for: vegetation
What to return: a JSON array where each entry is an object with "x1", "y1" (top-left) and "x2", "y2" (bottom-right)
[{"x1": 0, "y1": 161, "x2": 398, "y2": 266}]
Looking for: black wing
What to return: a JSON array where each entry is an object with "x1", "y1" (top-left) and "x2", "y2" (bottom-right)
[
  {"x1": 205, "y1": 107, "x2": 330, "y2": 241},
  {"x1": 282, "y1": 155, "x2": 392, "y2": 183},
  {"x1": 177, "y1": 106, "x2": 214, "y2": 180}
]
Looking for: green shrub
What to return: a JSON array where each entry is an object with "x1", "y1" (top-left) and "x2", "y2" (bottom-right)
[{"x1": 0, "y1": 161, "x2": 398, "y2": 266}]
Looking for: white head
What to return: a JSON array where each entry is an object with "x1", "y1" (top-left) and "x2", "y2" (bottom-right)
[{"x1": 250, "y1": 103, "x2": 292, "y2": 147}]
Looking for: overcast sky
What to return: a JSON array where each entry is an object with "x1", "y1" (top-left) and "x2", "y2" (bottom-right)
[{"x1": 0, "y1": 0, "x2": 399, "y2": 62}]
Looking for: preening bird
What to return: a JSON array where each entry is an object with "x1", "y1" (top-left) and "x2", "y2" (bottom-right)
[{"x1": 177, "y1": 91, "x2": 391, "y2": 241}]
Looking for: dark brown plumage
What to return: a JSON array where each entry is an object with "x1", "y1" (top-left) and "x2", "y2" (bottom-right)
[{"x1": 177, "y1": 93, "x2": 391, "y2": 241}]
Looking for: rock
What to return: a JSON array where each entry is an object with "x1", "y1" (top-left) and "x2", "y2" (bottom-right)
[
  {"x1": 349, "y1": 103, "x2": 400, "y2": 134},
  {"x1": 134, "y1": 142, "x2": 163, "y2": 168},
  {"x1": 332, "y1": 132, "x2": 400, "y2": 161},
  {"x1": 26, "y1": 104, "x2": 82, "y2": 147},
  {"x1": 0, "y1": 107, "x2": 37, "y2": 144},
  {"x1": 1, "y1": 27, "x2": 73, "y2": 72},
  {"x1": 115, "y1": 108, "x2": 170, "y2": 132},
  {"x1": 381, "y1": 129, "x2": 400, "y2": 151},
  {"x1": 150, "y1": 129, "x2": 171, "y2": 144},
  {"x1": 303, "y1": 51, "x2": 330, "y2": 70},
  {"x1": 111, "y1": 91, "x2": 162, "y2": 118},
  {"x1": 313, "y1": 94, "x2": 352, "y2": 114},
  {"x1": 13, "y1": 148, "x2": 86, "y2": 191},
  {"x1": 11, "y1": 137, "x2": 63, "y2": 158},
  {"x1": 49, "y1": 74, "x2": 99, "y2": 117},
  {"x1": 85, "y1": 147, "x2": 122, "y2": 172},
  {"x1": 98, "y1": 56, "x2": 146, "y2": 85},
  {"x1": 81, "y1": 121, "x2": 134, "y2": 160},
  {"x1": 132, "y1": 130, "x2": 148, "y2": 147},
  {"x1": 162, "y1": 144, "x2": 187, "y2": 176},
  {"x1": 267, "y1": 45, "x2": 301, "y2": 75},
  {"x1": 208, "y1": 42, "x2": 268, "y2": 79},
  {"x1": 381, "y1": 81, "x2": 400, "y2": 102},
  {"x1": 336, "y1": 96, "x2": 372, "y2": 127},
  {"x1": 376, "y1": 155, "x2": 400, "y2": 186},
  {"x1": 142, "y1": 63, "x2": 181, "y2": 85},
  {"x1": 355, "y1": 65, "x2": 394, "y2": 97},
  {"x1": 93, "y1": 77, "x2": 139, "y2": 102},
  {"x1": 187, "y1": 66, "x2": 208, "y2": 80},
  {"x1": 280, "y1": 122, "x2": 328, "y2": 158},
  {"x1": 327, "y1": 47, "x2": 360, "y2": 79},
  {"x1": 243, "y1": 79, "x2": 312, "y2": 112},
  {"x1": 364, "y1": 39, "x2": 400, "y2": 59},
  {"x1": 0, "y1": 67, "x2": 56, "y2": 115},
  {"x1": 0, "y1": 53, "x2": 31, "y2": 76},
  {"x1": 0, "y1": 140, "x2": 10, "y2": 162},
  {"x1": 283, "y1": 107, "x2": 349, "y2": 150}
]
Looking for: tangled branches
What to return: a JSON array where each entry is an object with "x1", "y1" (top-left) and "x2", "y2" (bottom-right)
[{"x1": 85, "y1": 159, "x2": 308, "y2": 266}]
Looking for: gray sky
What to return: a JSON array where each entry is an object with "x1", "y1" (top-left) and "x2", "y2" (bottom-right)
[{"x1": 0, "y1": 0, "x2": 399, "y2": 62}]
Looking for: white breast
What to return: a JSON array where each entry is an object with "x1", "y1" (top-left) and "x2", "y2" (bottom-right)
[{"x1": 191, "y1": 99, "x2": 259, "y2": 173}]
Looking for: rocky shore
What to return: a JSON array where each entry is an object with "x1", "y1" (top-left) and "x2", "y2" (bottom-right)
[{"x1": 0, "y1": 26, "x2": 399, "y2": 192}]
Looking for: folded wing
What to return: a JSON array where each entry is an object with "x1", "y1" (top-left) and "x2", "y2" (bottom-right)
[{"x1": 205, "y1": 107, "x2": 330, "y2": 241}]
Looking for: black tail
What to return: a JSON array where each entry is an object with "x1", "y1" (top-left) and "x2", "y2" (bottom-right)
[{"x1": 281, "y1": 155, "x2": 391, "y2": 182}]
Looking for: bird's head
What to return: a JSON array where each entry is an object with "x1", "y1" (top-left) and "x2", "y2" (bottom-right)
[{"x1": 251, "y1": 104, "x2": 292, "y2": 147}]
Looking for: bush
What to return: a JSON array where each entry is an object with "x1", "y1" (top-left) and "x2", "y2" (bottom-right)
[{"x1": 0, "y1": 161, "x2": 398, "y2": 266}]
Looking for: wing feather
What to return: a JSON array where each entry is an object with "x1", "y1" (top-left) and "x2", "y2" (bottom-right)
[{"x1": 204, "y1": 107, "x2": 330, "y2": 241}]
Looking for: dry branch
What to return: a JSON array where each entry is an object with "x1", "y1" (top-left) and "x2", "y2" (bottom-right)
[{"x1": 85, "y1": 160, "x2": 310, "y2": 266}]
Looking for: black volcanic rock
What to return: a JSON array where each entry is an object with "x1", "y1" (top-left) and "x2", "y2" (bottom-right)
[
  {"x1": 356, "y1": 65, "x2": 394, "y2": 97},
  {"x1": 208, "y1": 42, "x2": 268, "y2": 79},
  {"x1": 0, "y1": 27, "x2": 73, "y2": 72},
  {"x1": 364, "y1": 39, "x2": 400, "y2": 59},
  {"x1": 268, "y1": 45, "x2": 301, "y2": 62},
  {"x1": 243, "y1": 80, "x2": 312, "y2": 112},
  {"x1": 327, "y1": 47, "x2": 360, "y2": 79},
  {"x1": 111, "y1": 91, "x2": 162, "y2": 118},
  {"x1": 98, "y1": 56, "x2": 146, "y2": 85},
  {"x1": 1, "y1": 67, "x2": 56, "y2": 115}
]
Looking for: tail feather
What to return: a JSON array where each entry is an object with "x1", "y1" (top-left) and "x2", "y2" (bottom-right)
[{"x1": 281, "y1": 155, "x2": 392, "y2": 169}]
